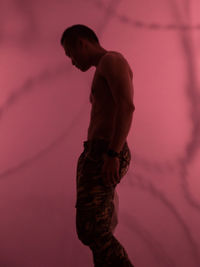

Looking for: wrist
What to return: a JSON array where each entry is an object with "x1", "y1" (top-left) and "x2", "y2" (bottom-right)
[{"x1": 106, "y1": 148, "x2": 120, "y2": 158}]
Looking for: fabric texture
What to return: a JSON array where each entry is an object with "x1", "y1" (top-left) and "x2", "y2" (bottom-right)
[{"x1": 75, "y1": 139, "x2": 134, "y2": 267}]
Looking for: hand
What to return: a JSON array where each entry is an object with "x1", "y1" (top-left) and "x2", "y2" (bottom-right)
[{"x1": 102, "y1": 154, "x2": 120, "y2": 187}]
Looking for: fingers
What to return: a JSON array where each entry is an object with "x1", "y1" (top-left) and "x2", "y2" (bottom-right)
[
  {"x1": 103, "y1": 172, "x2": 119, "y2": 187},
  {"x1": 101, "y1": 158, "x2": 120, "y2": 187}
]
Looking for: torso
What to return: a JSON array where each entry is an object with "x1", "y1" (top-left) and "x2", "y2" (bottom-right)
[{"x1": 87, "y1": 51, "x2": 133, "y2": 142}]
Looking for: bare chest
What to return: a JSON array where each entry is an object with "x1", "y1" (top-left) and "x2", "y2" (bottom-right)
[{"x1": 89, "y1": 70, "x2": 113, "y2": 106}]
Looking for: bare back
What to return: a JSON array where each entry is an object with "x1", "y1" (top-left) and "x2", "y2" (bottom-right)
[{"x1": 87, "y1": 51, "x2": 133, "y2": 142}]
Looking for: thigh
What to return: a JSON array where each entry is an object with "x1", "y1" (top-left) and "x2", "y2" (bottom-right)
[
  {"x1": 76, "y1": 153, "x2": 114, "y2": 208},
  {"x1": 76, "y1": 154, "x2": 115, "y2": 241},
  {"x1": 76, "y1": 195, "x2": 114, "y2": 241},
  {"x1": 75, "y1": 141, "x2": 131, "y2": 208}
]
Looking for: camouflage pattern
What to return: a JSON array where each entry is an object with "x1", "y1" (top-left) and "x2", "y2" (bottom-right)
[{"x1": 75, "y1": 139, "x2": 134, "y2": 266}]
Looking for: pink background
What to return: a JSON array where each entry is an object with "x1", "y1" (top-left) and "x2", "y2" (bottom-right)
[{"x1": 0, "y1": 0, "x2": 200, "y2": 266}]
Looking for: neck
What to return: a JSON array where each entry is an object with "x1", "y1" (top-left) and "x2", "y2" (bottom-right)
[{"x1": 90, "y1": 47, "x2": 108, "y2": 67}]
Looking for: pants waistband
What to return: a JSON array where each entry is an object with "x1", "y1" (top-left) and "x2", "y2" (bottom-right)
[{"x1": 83, "y1": 139, "x2": 109, "y2": 150}]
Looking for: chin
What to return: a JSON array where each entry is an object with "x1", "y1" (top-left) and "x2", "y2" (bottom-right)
[
  {"x1": 80, "y1": 65, "x2": 90, "y2": 72},
  {"x1": 85, "y1": 65, "x2": 92, "y2": 71}
]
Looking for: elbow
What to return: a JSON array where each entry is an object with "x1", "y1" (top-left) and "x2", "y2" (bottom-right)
[
  {"x1": 117, "y1": 103, "x2": 135, "y2": 112},
  {"x1": 129, "y1": 104, "x2": 135, "y2": 112},
  {"x1": 125, "y1": 100, "x2": 135, "y2": 111},
  {"x1": 131, "y1": 104, "x2": 135, "y2": 111}
]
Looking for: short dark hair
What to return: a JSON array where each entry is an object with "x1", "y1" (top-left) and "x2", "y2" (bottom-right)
[{"x1": 60, "y1": 24, "x2": 100, "y2": 47}]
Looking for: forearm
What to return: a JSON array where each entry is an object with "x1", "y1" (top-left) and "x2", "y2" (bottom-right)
[{"x1": 109, "y1": 105, "x2": 134, "y2": 153}]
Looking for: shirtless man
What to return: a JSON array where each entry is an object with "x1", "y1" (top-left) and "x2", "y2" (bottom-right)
[{"x1": 61, "y1": 24, "x2": 135, "y2": 267}]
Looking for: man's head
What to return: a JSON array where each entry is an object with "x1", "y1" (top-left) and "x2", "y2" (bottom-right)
[{"x1": 60, "y1": 24, "x2": 101, "y2": 71}]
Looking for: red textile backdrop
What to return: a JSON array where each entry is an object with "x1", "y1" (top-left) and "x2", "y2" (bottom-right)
[{"x1": 0, "y1": 0, "x2": 200, "y2": 266}]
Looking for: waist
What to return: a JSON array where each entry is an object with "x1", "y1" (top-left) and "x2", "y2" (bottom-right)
[{"x1": 83, "y1": 138, "x2": 127, "y2": 154}]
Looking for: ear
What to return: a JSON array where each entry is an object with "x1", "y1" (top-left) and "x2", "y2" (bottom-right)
[{"x1": 78, "y1": 37, "x2": 86, "y2": 48}]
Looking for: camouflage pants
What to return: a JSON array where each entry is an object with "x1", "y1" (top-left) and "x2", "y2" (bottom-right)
[{"x1": 75, "y1": 139, "x2": 134, "y2": 267}]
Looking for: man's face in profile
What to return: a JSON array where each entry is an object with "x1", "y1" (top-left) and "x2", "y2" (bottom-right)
[{"x1": 63, "y1": 38, "x2": 90, "y2": 72}]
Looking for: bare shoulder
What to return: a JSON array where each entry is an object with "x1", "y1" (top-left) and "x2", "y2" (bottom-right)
[
  {"x1": 99, "y1": 51, "x2": 133, "y2": 79},
  {"x1": 98, "y1": 51, "x2": 134, "y2": 107}
]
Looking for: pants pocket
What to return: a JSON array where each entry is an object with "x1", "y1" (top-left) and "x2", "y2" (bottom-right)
[{"x1": 119, "y1": 147, "x2": 131, "y2": 178}]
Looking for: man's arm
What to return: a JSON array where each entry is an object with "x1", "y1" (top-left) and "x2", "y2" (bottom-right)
[
  {"x1": 101, "y1": 53, "x2": 135, "y2": 153},
  {"x1": 109, "y1": 105, "x2": 134, "y2": 153}
]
